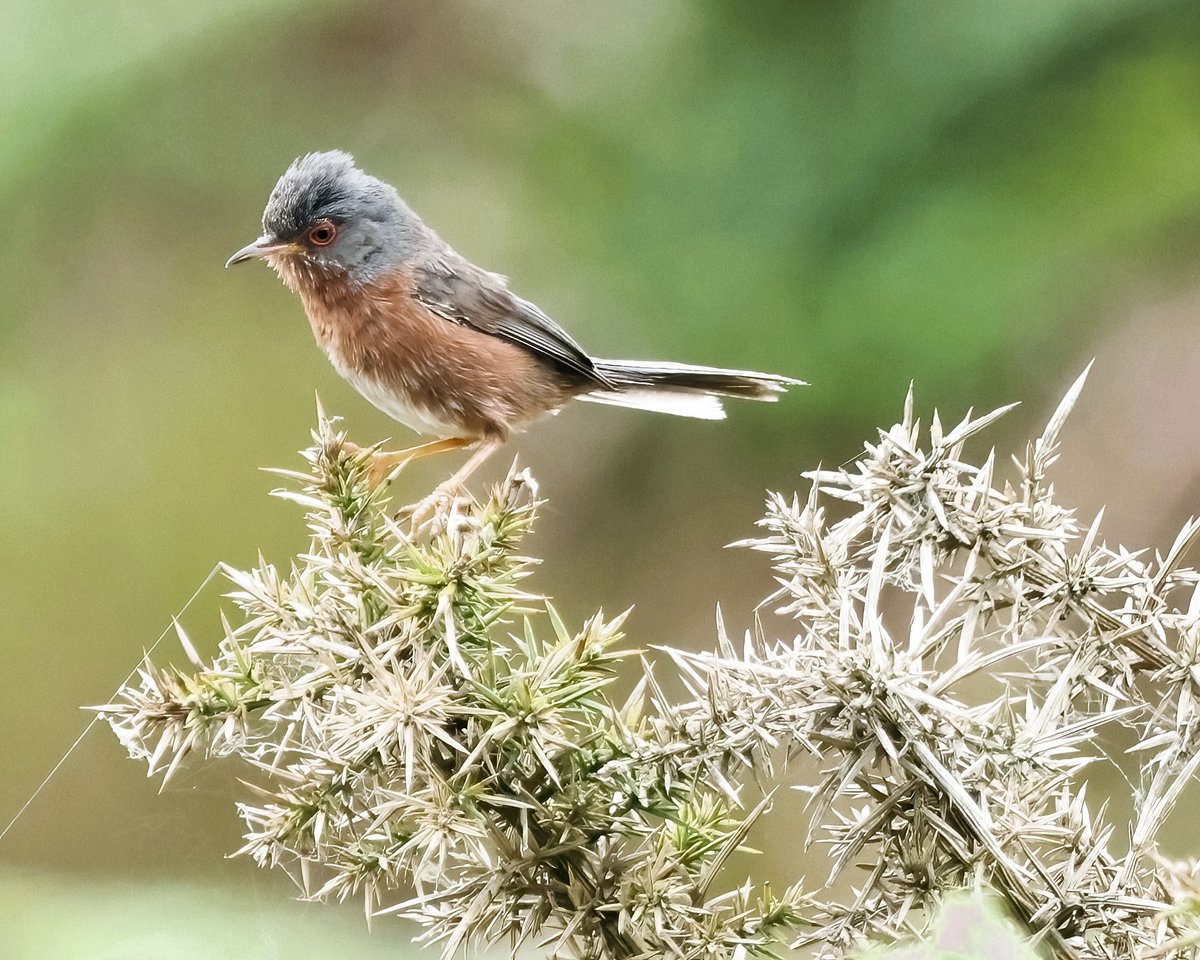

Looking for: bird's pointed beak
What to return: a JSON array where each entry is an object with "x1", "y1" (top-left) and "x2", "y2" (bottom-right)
[{"x1": 225, "y1": 236, "x2": 298, "y2": 268}]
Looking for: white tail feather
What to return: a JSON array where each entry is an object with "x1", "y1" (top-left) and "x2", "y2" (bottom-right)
[
  {"x1": 579, "y1": 389, "x2": 727, "y2": 420},
  {"x1": 596, "y1": 358, "x2": 801, "y2": 390}
]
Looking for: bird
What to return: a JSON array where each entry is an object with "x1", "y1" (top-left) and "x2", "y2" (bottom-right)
[{"x1": 227, "y1": 151, "x2": 802, "y2": 513}]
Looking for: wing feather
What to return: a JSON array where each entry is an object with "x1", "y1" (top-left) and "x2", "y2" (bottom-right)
[{"x1": 412, "y1": 256, "x2": 613, "y2": 388}]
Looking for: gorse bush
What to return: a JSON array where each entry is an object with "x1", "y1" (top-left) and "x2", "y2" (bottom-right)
[{"x1": 101, "y1": 370, "x2": 1200, "y2": 959}]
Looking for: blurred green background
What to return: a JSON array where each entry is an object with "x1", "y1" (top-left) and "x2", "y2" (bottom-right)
[{"x1": 4, "y1": 0, "x2": 1200, "y2": 955}]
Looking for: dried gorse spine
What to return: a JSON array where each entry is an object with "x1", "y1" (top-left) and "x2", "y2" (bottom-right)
[{"x1": 101, "y1": 371, "x2": 1200, "y2": 959}]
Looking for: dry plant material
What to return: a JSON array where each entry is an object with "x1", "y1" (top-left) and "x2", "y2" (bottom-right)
[{"x1": 100, "y1": 371, "x2": 1200, "y2": 959}]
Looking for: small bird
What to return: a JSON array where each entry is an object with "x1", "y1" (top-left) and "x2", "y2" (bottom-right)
[{"x1": 227, "y1": 151, "x2": 802, "y2": 509}]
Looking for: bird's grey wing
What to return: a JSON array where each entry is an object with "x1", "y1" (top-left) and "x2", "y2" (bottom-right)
[{"x1": 411, "y1": 258, "x2": 614, "y2": 388}]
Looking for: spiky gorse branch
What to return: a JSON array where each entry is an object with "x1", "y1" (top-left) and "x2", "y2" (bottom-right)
[
  {"x1": 101, "y1": 421, "x2": 804, "y2": 960},
  {"x1": 666, "y1": 366, "x2": 1200, "y2": 958},
  {"x1": 101, "y1": 371, "x2": 1200, "y2": 960}
]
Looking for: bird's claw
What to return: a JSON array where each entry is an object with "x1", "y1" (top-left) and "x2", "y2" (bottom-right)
[
  {"x1": 338, "y1": 441, "x2": 404, "y2": 488},
  {"x1": 398, "y1": 484, "x2": 468, "y2": 535},
  {"x1": 366, "y1": 455, "x2": 404, "y2": 489}
]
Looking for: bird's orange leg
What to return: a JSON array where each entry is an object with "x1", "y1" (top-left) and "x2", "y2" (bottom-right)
[
  {"x1": 404, "y1": 438, "x2": 505, "y2": 530},
  {"x1": 435, "y1": 438, "x2": 504, "y2": 493},
  {"x1": 346, "y1": 437, "x2": 475, "y2": 486}
]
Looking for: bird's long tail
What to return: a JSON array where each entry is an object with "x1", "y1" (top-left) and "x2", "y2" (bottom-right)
[{"x1": 580, "y1": 359, "x2": 804, "y2": 420}]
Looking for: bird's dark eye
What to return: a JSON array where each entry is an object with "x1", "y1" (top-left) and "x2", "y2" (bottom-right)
[{"x1": 307, "y1": 221, "x2": 337, "y2": 246}]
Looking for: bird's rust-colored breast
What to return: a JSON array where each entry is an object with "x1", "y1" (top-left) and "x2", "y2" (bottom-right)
[{"x1": 272, "y1": 260, "x2": 580, "y2": 440}]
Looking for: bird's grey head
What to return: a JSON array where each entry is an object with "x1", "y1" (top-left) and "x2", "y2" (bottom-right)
[{"x1": 226, "y1": 151, "x2": 426, "y2": 284}]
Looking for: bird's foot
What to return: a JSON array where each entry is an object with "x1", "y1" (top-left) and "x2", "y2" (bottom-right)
[
  {"x1": 398, "y1": 481, "x2": 470, "y2": 535},
  {"x1": 336, "y1": 442, "x2": 388, "y2": 488},
  {"x1": 365, "y1": 452, "x2": 403, "y2": 489}
]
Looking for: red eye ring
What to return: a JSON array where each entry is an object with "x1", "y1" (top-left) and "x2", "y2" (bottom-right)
[{"x1": 307, "y1": 221, "x2": 337, "y2": 246}]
